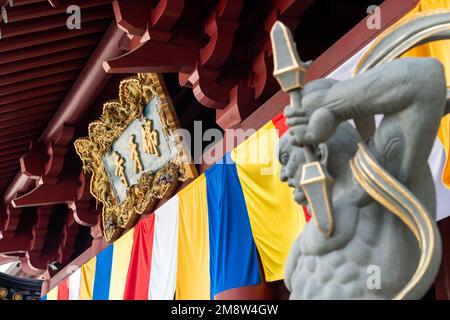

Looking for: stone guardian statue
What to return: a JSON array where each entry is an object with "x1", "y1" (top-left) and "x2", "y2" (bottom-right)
[{"x1": 272, "y1": 10, "x2": 450, "y2": 299}]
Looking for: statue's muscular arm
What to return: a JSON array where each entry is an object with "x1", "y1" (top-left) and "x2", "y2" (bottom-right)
[{"x1": 292, "y1": 58, "x2": 447, "y2": 188}]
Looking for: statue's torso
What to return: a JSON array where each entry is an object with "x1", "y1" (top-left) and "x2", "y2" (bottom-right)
[{"x1": 288, "y1": 165, "x2": 435, "y2": 299}]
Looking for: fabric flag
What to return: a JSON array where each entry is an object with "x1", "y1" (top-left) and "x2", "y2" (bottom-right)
[
  {"x1": 92, "y1": 245, "x2": 114, "y2": 300},
  {"x1": 46, "y1": 286, "x2": 58, "y2": 300},
  {"x1": 68, "y1": 268, "x2": 81, "y2": 300},
  {"x1": 231, "y1": 121, "x2": 306, "y2": 282},
  {"x1": 123, "y1": 215, "x2": 155, "y2": 300},
  {"x1": 109, "y1": 228, "x2": 134, "y2": 300},
  {"x1": 401, "y1": 0, "x2": 450, "y2": 192},
  {"x1": 149, "y1": 195, "x2": 179, "y2": 300},
  {"x1": 176, "y1": 174, "x2": 211, "y2": 300},
  {"x1": 205, "y1": 153, "x2": 261, "y2": 299},
  {"x1": 80, "y1": 257, "x2": 96, "y2": 300},
  {"x1": 57, "y1": 277, "x2": 69, "y2": 300}
]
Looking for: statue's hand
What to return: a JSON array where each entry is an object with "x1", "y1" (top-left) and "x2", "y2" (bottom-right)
[{"x1": 284, "y1": 78, "x2": 341, "y2": 145}]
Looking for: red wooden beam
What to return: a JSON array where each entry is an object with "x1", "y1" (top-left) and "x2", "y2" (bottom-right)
[
  {"x1": 41, "y1": 22, "x2": 125, "y2": 144},
  {"x1": 0, "y1": 169, "x2": 17, "y2": 178},
  {"x1": 0, "y1": 6, "x2": 112, "y2": 39},
  {"x1": 0, "y1": 47, "x2": 92, "y2": 76},
  {"x1": 19, "y1": 141, "x2": 47, "y2": 179},
  {"x1": 0, "y1": 159, "x2": 25, "y2": 169},
  {"x1": 0, "y1": 61, "x2": 82, "y2": 87},
  {"x1": 0, "y1": 82, "x2": 71, "y2": 105},
  {"x1": 0, "y1": 234, "x2": 30, "y2": 254},
  {"x1": 0, "y1": 140, "x2": 31, "y2": 153},
  {"x1": 0, "y1": 73, "x2": 78, "y2": 97},
  {"x1": 0, "y1": 92, "x2": 65, "y2": 114},
  {"x1": 0, "y1": 34, "x2": 101, "y2": 65},
  {"x1": 112, "y1": 0, "x2": 151, "y2": 36},
  {"x1": 0, "y1": 173, "x2": 16, "y2": 180},
  {"x1": 10, "y1": 0, "x2": 46, "y2": 6},
  {"x1": 104, "y1": 39, "x2": 198, "y2": 73},
  {"x1": 0, "y1": 102, "x2": 58, "y2": 122},
  {"x1": 0, "y1": 122, "x2": 46, "y2": 139},
  {"x1": 0, "y1": 164, "x2": 19, "y2": 172},
  {"x1": 12, "y1": 179, "x2": 79, "y2": 207},
  {"x1": 0, "y1": 112, "x2": 54, "y2": 130},
  {"x1": 2, "y1": 0, "x2": 112, "y2": 24},
  {"x1": 0, "y1": 143, "x2": 29, "y2": 155},
  {"x1": 0, "y1": 145, "x2": 29, "y2": 156},
  {"x1": 0, "y1": 150, "x2": 32, "y2": 162},
  {"x1": 0, "y1": 19, "x2": 109, "y2": 52}
]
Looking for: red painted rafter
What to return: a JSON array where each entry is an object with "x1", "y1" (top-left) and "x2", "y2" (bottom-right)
[
  {"x1": 0, "y1": 167, "x2": 19, "y2": 177},
  {"x1": 0, "y1": 122, "x2": 47, "y2": 138},
  {"x1": 0, "y1": 47, "x2": 92, "y2": 76},
  {"x1": 0, "y1": 92, "x2": 65, "y2": 114},
  {"x1": 9, "y1": 0, "x2": 46, "y2": 6},
  {"x1": 0, "y1": 61, "x2": 83, "y2": 87},
  {"x1": 0, "y1": 159, "x2": 29, "y2": 170},
  {"x1": 0, "y1": 163, "x2": 19, "y2": 172},
  {"x1": 0, "y1": 174, "x2": 16, "y2": 182},
  {"x1": 2, "y1": 0, "x2": 112, "y2": 24},
  {"x1": 0, "y1": 20, "x2": 109, "y2": 52},
  {"x1": 0, "y1": 82, "x2": 71, "y2": 105},
  {"x1": 0, "y1": 72, "x2": 78, "y2": 97},
  {"x1": 0, "y1": 150, "x2": 33, "y2": 163},
  {"x1": 0, "y1": 142, "x2": 30, "y2": 154},
  {"x1": 0, "y1": 6, "x2": 112, "y2": 39},
  {"x1": 0, "y1": 102, "x2": 58, "y2": 122},
  {"x1": 0, "y1": 34, "x2": 101, "y2": 65},
  {"x1": 0, "y1": 111, "x2": 55, "y2": 129}
]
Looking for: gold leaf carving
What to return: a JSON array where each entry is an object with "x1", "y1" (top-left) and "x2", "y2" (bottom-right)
[{"x1": 75, "y1": 73, "x2": 197, "y2": 242}]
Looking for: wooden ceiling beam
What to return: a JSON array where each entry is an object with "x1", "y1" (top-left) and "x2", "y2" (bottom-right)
[
  {"x1": 0, "y1": 47, "x2": 92, "y2": 76},
  {"x1": 41, "y1": 22, "x2": 125, "y2": 144},
  {"x1": 0, "y1": 20, "x2": 108, "y2": 52},
  {"x1": 0, "y1": 158, "x2": 26, "y2": 168},
  {"x1": 2, "y1": 0, "x2": 112, "y2": 24},
  {"x1": 0, "y1": 121, "x2": 46, "y2": 138},
  {"x1": 0, "y1": 81, "x2": 71, "y2": 105},
  {"x1": 0, "y1": 110, "x2": 54, "y2": 129},
  {"x1": 0, "y1": 165, "x2": 19, "y2": 175},
  {"x1": 0, "y1": 92, "x2": 64, "y2": 114},
  {"x1": 0, "y1": 72, "x2": 78, "y2": 97},
  {"x1": 0, "y1": 139, "x2": 29, "y2": 152},
  {"x1": 0, "y1": 34, "x2": 101, "y2": 65},
  {"x1": 0, "y1": 149, "x2": 33, "y2": 162},
  {"x1": 0, "y1": 60, "x2": 82, "y2": 87},
  {"x1": 10, "y1": 0, "x2": 46, "y2": 6},
  {"x1": 0, "y1": 102, "x2": 58, "y2": 121},
  {"x1": 0, "y1": 172, "x2": 16, "y2": 180},
  {"x1": 0, "y1": 6, "x2": 113, "y2": 39},
  {"x1": 0, "y1": 146, "x2": 29, "y2": 157}
]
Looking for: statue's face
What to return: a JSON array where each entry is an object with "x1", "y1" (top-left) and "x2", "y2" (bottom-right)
[{"x1": 278, "y1": 134, "x2": 307, "y2": 205}]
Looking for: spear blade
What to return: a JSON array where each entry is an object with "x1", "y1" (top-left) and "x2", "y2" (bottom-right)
[{"x1": 270, "y1": 21, "x2": 307, "y2": 92}]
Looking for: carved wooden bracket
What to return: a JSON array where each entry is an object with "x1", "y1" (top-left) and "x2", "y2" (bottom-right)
[
  {"x1": 105, "y1": 0, "x2": 316, "y2": 129},
  {"x1": 57, "y1": 212, "x2": 80, "y2": 266},
  {"x1": 2, "y1": 205, "x2": 21, "y2": 240},
  {"x1": 69, "y1": 172, "x2": 99, "y2": 227},
  {"x1": 27, "y1": 206, "x2": 53, "y2": 270}
]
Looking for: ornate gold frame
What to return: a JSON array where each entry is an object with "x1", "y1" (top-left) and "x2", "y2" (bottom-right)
[{"x1": 74, "y1": 73, "x2": 196, "y2": 242}]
